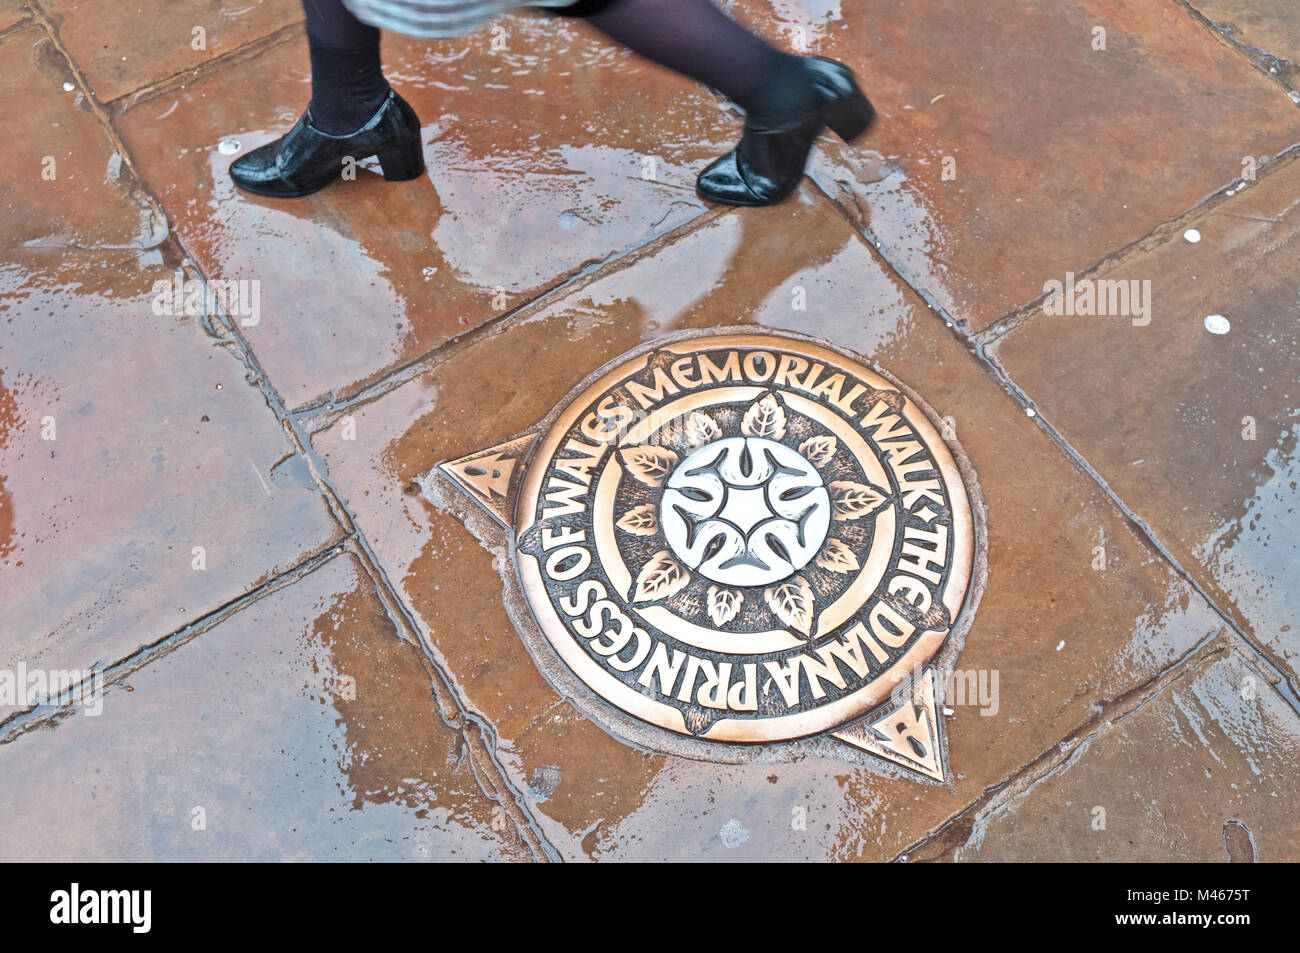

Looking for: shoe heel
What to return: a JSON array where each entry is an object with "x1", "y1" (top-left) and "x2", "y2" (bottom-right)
[
  {"x1": 827, "y1": 91, "x2": 874, "y2": 143},
  {"x1": 377, "y1": 144, "x2": 425, "y2": 182}
]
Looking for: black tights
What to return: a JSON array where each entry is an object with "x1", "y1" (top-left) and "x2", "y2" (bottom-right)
[
  {"x1": 301, "y1": 0, "x2": 803, "y2": 135},
  {"x1": 301, "y1": 0, "x2": 389, "y2": 134}
]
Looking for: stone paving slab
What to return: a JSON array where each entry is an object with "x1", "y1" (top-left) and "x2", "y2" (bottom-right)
[
  {"x1": 954, "y1": 645, "x2": 1300, "y2": 861},
  {"x1": 728, "y1": 0, "x2": 1300, "y2": 330},
  {"x1": 5, "y1": 0, "x2": 1298, "y2": 865},
  {"x1": 114, "y1": 15, "x2": 737, "y2": 410},
  {"x1": 0, "y1": 551, "x2": 533, "y2": 861},
  {"x1": 0, "y1": 23, "x2": 160, "y2": 251},
  {"x1": 40, "y1": 0, "x2": 303, "y2": 103},
  {"x1": 0, "y1": 1, "x2": 28, "y2": 33},
  {"x1": 310, "y1": 191, "x2": 1226, "y2": 860},
  {"x1": 990, "y1": 159, "x2": 1300, "y2": 683},
  {"x1": 2, "y1": 6, "x2": 349, "y2": 818},
  {"x1": 0, "y1": 246, "x2": 343, "y2": 715}
]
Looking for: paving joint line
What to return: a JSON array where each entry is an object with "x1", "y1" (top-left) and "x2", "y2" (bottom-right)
[
  {"x1": 178, "y1": 271, "x2": 562, "y2": 859},
  {"x1": 13, "y1": 12, "x2": 560, "y2": 851},
  {"x1": 898, "y1": 636, "x2": 1232, "y2": 861},
  {"x1": 809, "y1": 165, "x2": 1299, "y2": 706},
  {"x1": 975, "y1": 341, "x2": 1300, "y2": 706},
  {"x1": 0, "y1": 12, "x2": 33, "y2": 40},
  {"x1": 896, "y1": 630, "x2": 1288, "y2": 861},
  {"x1": 23, "y1": 5, "x2": 170, "y2": 241},
  {"x1": 286, "y1": 414, "x2": 561, "y2": 861},
  {"x1": 0, "y1": 542, "x2": 342, "y2": 745},
  {"x1": 20, "y1": 6, "x2": 1294, "y2": 856},
  {"x1": 1170, "y1": 0, "x2": 1300, "y2": 96},
  {"x1": 328, "y1": 538, "x2": 558, "y2": 861},
  {"x1": 289, "y1": 203, "x2": 734, "y2": 427},
  {"x1": 163, "y1": 246, "x2": 562, "y2": 858},
  {"x1": 104, "y1": 20, "x2": 307, "y2": 116},
  {"x1": 73, "y1": 11, "x2": 583, "y2": 857},
  {"x1": 975, "y1": 143, "x2": 1300, "y2": 343}
]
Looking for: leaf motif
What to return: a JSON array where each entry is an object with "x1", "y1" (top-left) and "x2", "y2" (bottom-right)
[
  {"x1": 684, "y1": 411, "x2": 722, "y2": 448},
  {"x1": 706, "y1": 585, "x2": 744, "y2": 627},
  {"x1": 829, "y1": 481, "x2": 888, "y2": 521},
  {"x1": 621, "y1": 445, "x2": 679, "y2": 487},
  {"x1": 741, "y1": 393, "x2": 787, "y2": 441},
  {"x1": 616, "y1": 503, "x2": 658, "y2": 536},
  {"x1": 815, "y1": 537, "x2": 860, "y2": 573},
  {"x1": 632, "y1": 550, "x2": 691, "y2": 603},
  {"x1": 764, "y1": 575, "x2": 814, "y2": 636},
  {"x1": 798, "y1": 434, "x2": 838, "y2": 469}
]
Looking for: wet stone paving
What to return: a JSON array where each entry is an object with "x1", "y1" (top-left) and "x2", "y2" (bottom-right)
[{"x1": 1, "y1": 0, "x2": 1298, "y2": 861}]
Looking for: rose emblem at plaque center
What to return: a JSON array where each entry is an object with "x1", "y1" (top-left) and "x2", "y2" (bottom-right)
[{"x1": 660, "y1": 437, "x2": 831, "y2": 588}]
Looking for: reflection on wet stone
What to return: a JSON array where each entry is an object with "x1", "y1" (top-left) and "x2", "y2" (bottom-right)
[{"x1": 4, "y1": 0, "x2": 1299, "y2": 864}]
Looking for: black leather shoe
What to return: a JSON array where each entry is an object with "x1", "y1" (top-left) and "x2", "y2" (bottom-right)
[
  {"x1": 229, "y1": 89, "x2": 425, "y2": 198},
  {"x1": 696, "y1": 57, "x2": 874, "y2": 207}
]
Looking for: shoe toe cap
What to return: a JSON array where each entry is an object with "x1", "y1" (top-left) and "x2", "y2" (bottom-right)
[
  {"x1": 696, "y1": 152, "x2": 763, "y2": 206},
  {"x1": 229, "y1": 144, "x2": 277, "y2": 183}
]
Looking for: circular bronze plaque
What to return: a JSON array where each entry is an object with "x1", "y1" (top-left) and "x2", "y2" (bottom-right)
[{"x1": 513, "y1": 331, "x2": 977, "y2": 746}]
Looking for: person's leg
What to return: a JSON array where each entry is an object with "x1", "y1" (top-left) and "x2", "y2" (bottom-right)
[
  {"x1": 229, "y1": 0, "x2": 422, "y2": 197},
  {"x1": 558, "y1": 0, "x2": 810, "y2": 124},
  {"x1": 302, "y1": 0, "x2": 391, "y2": 135},
  {"x1": 550, "y1": 0, "x2": 872, "y2": 206}
]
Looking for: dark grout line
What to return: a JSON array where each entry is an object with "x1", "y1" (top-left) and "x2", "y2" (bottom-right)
[
  {"x1": 22, "y1": 0, "x2": 301, "y2": 117},
  {"x1": 0, "y1": 542, "x2": 343, "y2": 745},
  {"x1": 893, "y1": 631, "x2": 1261, "y2": 862},
  {"x1": 25, "y1": 0, "x2": 1294, "y2": 859},
  {"x1": 0, "y1": 13, "x2": 32, "y2": 41},
  {"x1": 22, "y1": 6, "x2": 170, "y2": 241},
  {"x1": 330, "y1": 532, "x2": 559, "y2": 861},
  {"x1": 1169, "y1": 0, "x2": 1300, "y2": 97},
  {"x1": 168, "y1": 242, "x2": 560, "y2": 857},
  {"x1": 274, "y1": 90, "x2": 749, "y2": 420},
  {"x1": 23, "y1": 3, "x2": 559, "y2": 860},
  {"x1": 289, "y1": 202, "x2": 734, "y2": 427},
  {"x1": 808, "y1": 175, "x2": 978, "y2": 352},
  {"x1": 972, "y1": 340, "x2": 1300, "y2": 705},
  {"x1": 106, "y1": 20, "x2": 307, "y2": 117},
  {"x1": 174, "y1": 281, "x2": 560, "y2": 860},
  {"x1": 808, "y1": 173, "x2": 1300, "y2": 708},
  {"x1": 286, "y1": 425, "x2": 562, "y2": 861},
  {"x1": 974, "y1": 144, "x2": 1300, "y2": 344}
]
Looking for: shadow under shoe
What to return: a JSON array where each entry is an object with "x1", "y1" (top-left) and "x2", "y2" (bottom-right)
[
  {"x1": 229, "y1": 89, "x2": 426, "y2": 198},
  {"x1": 696, "y1": 57, "x2": 874, "y2": 208}
]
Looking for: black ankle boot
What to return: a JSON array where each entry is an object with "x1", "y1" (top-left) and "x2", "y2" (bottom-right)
[
  {"x1": 229, "y1": 89, "x2": 425, "y2": 198},
  {"x1": 696, "y1": 57, "x2": 874, "y2": 207}
]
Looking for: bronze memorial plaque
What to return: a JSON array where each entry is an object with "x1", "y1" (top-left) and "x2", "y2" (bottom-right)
[{"x1": 433, "y1": 329, "x2": 985, "y2": 783}]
